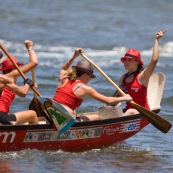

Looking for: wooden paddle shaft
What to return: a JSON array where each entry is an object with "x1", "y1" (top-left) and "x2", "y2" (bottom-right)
[
  {"x1": 81, "y1": 53, "x2": 140, "y2": 105},
  {"x1": 32, "y1": 69, "x2": 36, "y2": 84},
  {"x1": 31, "y1": 69, "x2": 38, "y2": 98},
  {"x1": 81, "y1": 53, "x2": 125, "y2": 96},
  {"x1": 0, "y1": 44, "x2": 41, "y2": 96},
  {"x1": 31, "y1": 69, "x2": 40, "y2": 114}
]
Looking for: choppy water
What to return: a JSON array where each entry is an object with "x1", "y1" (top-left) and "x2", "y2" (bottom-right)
[{"x1": 0, "y1": 0, "x2": 173, "y2": 172}]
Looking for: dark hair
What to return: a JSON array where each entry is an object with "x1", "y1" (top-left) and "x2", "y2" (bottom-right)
[
  {"x1": 76, "y1": 68, "x2": 86, "y2": 77},
  {"x1": 3, "y1": 69, "x2": 14, "y2": 74},
  {"x1": 135, "y1": 64, "x2": 144, "y2": 75},
  {"x1": 0, "y1": 51, "x2": 3, "y2": 59},
  {"x1": 122, "y1": 64, "x2": 143, "y2": 92}
]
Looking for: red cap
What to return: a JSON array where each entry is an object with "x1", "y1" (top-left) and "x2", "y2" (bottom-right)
[
  {"x1": 121, "y1": 49, "x2": 143, "y2": 66},
  {"x1": 0, "y1": 56, "x2": 23, "y2": 71}
]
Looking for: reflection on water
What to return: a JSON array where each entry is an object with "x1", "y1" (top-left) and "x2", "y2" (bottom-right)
[
  {"x1": 0, "y1": 141, "x2": 173, "y2": 172},
  {"x1": 0, "y1": 145, "x2": 156, "y2": 172}
]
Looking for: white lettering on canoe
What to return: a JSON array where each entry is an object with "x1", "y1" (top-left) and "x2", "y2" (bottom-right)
[
  {"x1": 119, "y1": 121, "x2": 140, "y2": 133},
  {"x1": 103, "y1": 126, "x2": 119, "y2": 135},
  {"x1": 0, "y1": 132, "x2": 16, "y2": 143}
]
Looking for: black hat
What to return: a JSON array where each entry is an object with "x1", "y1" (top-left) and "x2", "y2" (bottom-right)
[{"x1": 72, "y1": 60, "x2": 96, "y2": 78}]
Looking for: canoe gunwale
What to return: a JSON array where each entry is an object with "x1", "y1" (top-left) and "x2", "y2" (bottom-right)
[{"x1": 0, "y1": 109, "x2": 160, "y2": 130}]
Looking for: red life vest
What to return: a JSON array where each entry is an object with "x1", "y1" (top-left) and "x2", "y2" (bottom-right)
[
  {"x1": 122, "y1": 74, "x2": 150, "y2": 110},
  {"x1": 0, "y1": 87, "x2": 15, "y2": 113},
  {"x1": 53, "y1": 79, "x2": 83, "y2": 110}
]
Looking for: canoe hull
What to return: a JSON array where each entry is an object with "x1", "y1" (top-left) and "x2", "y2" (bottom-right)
[{"x1": 0, "y1": 111, "x2": 156, "y2": 152}]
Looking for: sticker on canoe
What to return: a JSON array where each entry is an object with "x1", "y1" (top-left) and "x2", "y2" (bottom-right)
[
  {"x1": 119, "y1": 120, "x2": 141, "y2": 133},
  {"x1": 24, "y1": 127, "x2": 103, "y2": 142}
]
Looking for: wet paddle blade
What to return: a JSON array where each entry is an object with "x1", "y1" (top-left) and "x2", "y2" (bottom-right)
[
  {"x1": 131, "y1": 102, "x2": 172, "y2": 133},
  {"x1": 29, "y1": 98, "x2": 45, "y2": 116},
  {"x1": 37, "y1": 96, "x2": 75, "y2": 133},
  {"x1": 29, "y1": 97, "x2": 53, "y2": 124}
]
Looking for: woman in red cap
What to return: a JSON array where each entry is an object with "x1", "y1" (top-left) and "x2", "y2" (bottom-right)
[
  {"x1": 0, "y1": 40, "x2": 38, "y2": 125},
  {"x1": 53, "y1": 48, "x2": 132, "y2": 121},
  {"x1": 115, "y1": 30, "x2": 167, "y2": 115}
]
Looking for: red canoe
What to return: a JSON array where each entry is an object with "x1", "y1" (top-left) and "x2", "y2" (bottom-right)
[
  {"x1": 0, "y1": 112, "x2": 156, "y2": 152},
  {"x1": 0, "y1": 72, "x2": 166, "y2": 152}
]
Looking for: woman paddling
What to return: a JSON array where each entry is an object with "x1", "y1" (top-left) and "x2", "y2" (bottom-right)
[
  {"x1": 53, "y1": 48, "x2": 132, "y2": 121},
  {"x1": 0, "y1": 40, "x2": 38, "y2": 125}
]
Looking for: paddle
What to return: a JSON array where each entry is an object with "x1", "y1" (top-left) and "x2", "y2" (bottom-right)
[
  {"x1": 80, "y1": 53, "x2": 172, "y2": 133},
  {"x1": 29, "y1": 69, "x2": 46, "y2": 117},
  {"x1": 0, "y1": 43, "x2": 75, "y2": 133}
]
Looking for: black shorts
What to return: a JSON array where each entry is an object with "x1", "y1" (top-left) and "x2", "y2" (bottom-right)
[
  {"x1": 75, "y1": 117, "x2": 82, "y2": 122},
  {"x1": 0, "y1": 112, "x2": 16, "y2": 125}
]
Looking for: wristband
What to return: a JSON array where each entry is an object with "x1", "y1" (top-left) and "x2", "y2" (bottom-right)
[
  {"x1": 24, "y1": 78, "x2": 34, "y2": 87},
  {"x1": 27, "y1": 43, "x2": 34, "y2": 51},
  {"x1": 28, "y1": 47, "x2": 34, "y2": 51}
]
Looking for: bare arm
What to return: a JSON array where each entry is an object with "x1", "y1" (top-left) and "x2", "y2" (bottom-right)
[
  {"x1": 139, "y1": 30, "x2": 167, "y2": 85},
  {"x1": 0, "y1": 74, "x2": 30, "y2": 97},
  {"x1": 75, "y1": 85, "x2": 132, "y2": 105},
  {"x1": 9, "y1": 40, "x2": 38, "y2": 78},
  {"x1": 7, "y1": 83, "x2": 30, "y2": 97},
  {"x1": 0, "y1": 74, "x2": 11, "y2": 84},
  {"x1": 59, "y1": 48, "x2": 84, "y2": 80},
  {"x1": 0, "y1": 74, "x2": 12, "y2": 89}
]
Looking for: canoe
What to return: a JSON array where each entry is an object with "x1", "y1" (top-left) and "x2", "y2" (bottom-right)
[
  {"x1": 0, "y1": 111, "x2": 159, "y2": 152},
  {"x1": 0, "y1": 72, "x2": 165, "y2": 152}
]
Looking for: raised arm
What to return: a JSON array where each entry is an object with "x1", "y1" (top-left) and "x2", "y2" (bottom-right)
[
  {"x1": 59, "y1": 48, "x2": 84, "y2": 80},
  {"x1": 10, "y1": 40, "x2": 38, "y2": 78},
  {"x1": 140, "y1": 30, "x2": 167, "y2": 85}
]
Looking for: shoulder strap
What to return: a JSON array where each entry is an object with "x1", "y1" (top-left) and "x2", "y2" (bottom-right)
[
  {"x1": 122, "y1": 69, "x2": 140, "y2": 86},
  {"x1": 59, "y1": 76, "x2": 69, "y2": 82},
  {"x1": 73, "y1": 83, "x2": 83, "y2": 92}
]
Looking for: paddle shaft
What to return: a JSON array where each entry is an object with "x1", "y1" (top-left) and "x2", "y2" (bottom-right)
[
  {"x1": 80, "y1": 53, "x2": 172, "y2": 133},
  {"x1": 0, "y1": 44, "x2": 40, "y2": 96},
  {"x1": 30, "y1": 69, "x2": 43, "y2": 116},
  {"x1": 31, "y1": 69, "x2": 38, "y2": 100},
  {"x1": 81, "y1": 53, "x2": 125, "y2": 96}
]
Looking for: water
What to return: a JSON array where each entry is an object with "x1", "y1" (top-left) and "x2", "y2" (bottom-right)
[{"x1": 0, "y1": 0, "x2": 173, "y2": 172}]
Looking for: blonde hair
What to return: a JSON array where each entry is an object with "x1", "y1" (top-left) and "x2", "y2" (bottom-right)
[{"x1": 67, "y1": 68, "x2": 77, "y2": 80}]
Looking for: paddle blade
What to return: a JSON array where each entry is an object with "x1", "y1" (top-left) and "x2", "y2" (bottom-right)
[
  {"x1": 37, "y1": 96, "x2": 75, "y2": 133},
  {"x1": 29, "y1": 97, "x2": 53, "y2": 124},
  {"x1": 131, "y1": 102, "x2": 172, "y2": 133}
]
